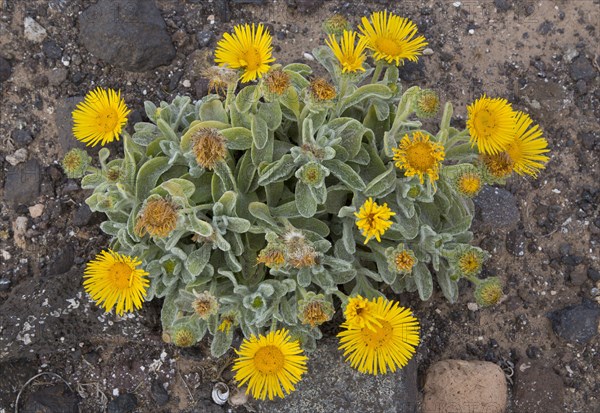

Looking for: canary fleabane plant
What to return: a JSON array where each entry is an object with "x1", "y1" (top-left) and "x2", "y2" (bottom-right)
[{"x1": 65, "y1": 11, "x2": 550, "y2": 400}]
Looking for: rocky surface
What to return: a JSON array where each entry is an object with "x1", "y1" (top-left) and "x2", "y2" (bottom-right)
[
  {"x1": 548, "y1": 300, "x2": 600, "y2": 344},
  {"x1": 258, "y1": 338, "x2": 418, "y2": 413},
  {"x1": 422, "y1": 359, "x2": 507, "y2": 413},
  {"x1": 513, "y1": 362, "x2": 564, "y2": 413},
  {"x1": 0, "y1": 0, "x2": 599, "y2": 412}
]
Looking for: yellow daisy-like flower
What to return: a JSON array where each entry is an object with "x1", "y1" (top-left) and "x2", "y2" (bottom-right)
[
  {"x1": 233, "y1": 328, "x2": 308, "y2": 400},
  {"x1": 358, "y1": 11, "x2": 428, "y2": 66},
  {"x1": 72, "y1": 87, "x2": 130, "y2": 147},
  {"x1": 392, "y1": 131, "x2": 445, "y2": 185},
  {"x1": 83, "y1": 250, "x2": 149, "y2": 316},
  {"x1": 458, "y1": 250, "x2": 484, "y2": 277},
  {"x1": 344, "y1": 295, "x2": 383, "y2": 331},
  {"x1": 354, "y1": 197, "x2": 396, "y2": 244},
  {"x1": 338, "y1": 296, "x2": 420, "y2": 375},
  {"x1": 326, "y1": 30, "x2": 368, "y2": 73},
  {"x1": 466, "y1": 95, "x2": 516, "y2": 155},
  {"x1": 455, "y1": 169, "x2": 483, "y2": 197},
  {"x1": 215, "y1": 23, "x2": 275, "y2": 83},
  {"x1": 505, "y1": 111, "x2": 550, "y2": 177}
]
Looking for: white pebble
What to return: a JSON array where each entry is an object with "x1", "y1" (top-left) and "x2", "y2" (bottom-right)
[
  {"x1": 182, "y1": 79, "x2": 191, "y2": 88},
  {"x1": 29, "y1": 204, "x2": 45, "y2": 218},
  {"x1": 303, "y1": 52, "x2": 315, "y2": 61},
  {"x1": 422, "y1": 48, "x2": 434, "y2": 56},
  {"x1": 453, "y1": 1, "x2": 462, "y2": 7},
  {"x1": 24, "y1": 17, "x2": 47, "y2": 43},
  {"x1": 467, "y1": 302, "x2": 479, "y2": 311},
  {"x1": 6, "y1": 148, "x2": 28, "y2": 166},
  {"x1": 468, "y1": 29, "x2": 475, "y2": 35}
]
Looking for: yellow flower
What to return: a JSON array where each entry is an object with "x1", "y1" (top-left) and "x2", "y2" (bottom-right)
[
  {"x1": 326, "y1": 30, "x2": 368, "y2": 73},
  {"x1": 354, "y1": 198, "x2": 396, "y2": 244},
  {"x1": 414, "y1": 89, "x2": 440, "y2": 118},
  {"x1": 454, "y1": 168, "x2": 483, "y2": 197},
  {"x1": 474, "y1": 277, "x2": 503, "y2": 307},
  {"x1": 467, "y1": 95, "x2": 516, "y2": 155},
  {"x1": 233, "y1": 329, "x2": 308, "y2": 400},
  {"x1": 338, "y1": 297, "x2": 420, "y2": 375},
  {"x1": 218, "y1": 314, "x2": 236, "y2": 333},
  {"x1": 298, "y1": 293, "x2": 334, "y2": 328},
  {"x1": 83, "y1": 250, "x2": 149, "y2": 316},
  {"x1": 358, "y1": 11, "x2": 428, "y2": 66},
  {"x1": 344, "y1": 295, "x2": 383, "y2": 330},
  {"x1": 308, "y1": 77, "x2": 337, "y2": 101},
  {"x1": 215, "y1": 23, "x2": 275, "y2": 83},
  {"x1": 191, "y1": 128, "x2": 228, "y2": 170},
  {"x1": 72, "y1": 87, "x2": 130, "y2": 147},
  {"x1": 505, "y1": 111, "x2": 550, "y2": 177},
  {"x1": 392, "y1": 131, "x2": 445, "y2": 185},
  {"x1": 134, "y1": 197, "x2": 179, "y2": 238},
  {"x1": 257, "y1": 244, "x2": 286, "y2": 269},
  {"x1": 387, "y1": 245, "x2": 417, "y2": 275},
  {"x1": 458, "y1": 249, "x2": 484, "y2": 277},
  {"x1": 173, "y1": 328, "x2": 196, "y2": 347}
]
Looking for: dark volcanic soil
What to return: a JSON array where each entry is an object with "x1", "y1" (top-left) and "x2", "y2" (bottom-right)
[{"x1": 1, "y1": 0, "x2": 599, "y2": 412}]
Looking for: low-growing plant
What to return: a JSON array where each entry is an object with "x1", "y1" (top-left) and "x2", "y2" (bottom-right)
[{"x1": 64, "y1": 10, "x2": 549, "y2": 400}]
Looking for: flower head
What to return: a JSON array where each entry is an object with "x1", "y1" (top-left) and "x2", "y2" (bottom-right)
[
  {"x1": 173, "y1": 327, "x2": 196, "y2": 347},
  {"x1": 283, "y1": 232, "x2": 318, "y2": 269},
  {"x1": 203, "y1": 66, "x2": 238, "y2": 95},
  {"x1": 457, "y1": 247, "x2": 485, "y2": 277},
  {"x1": 392, "y1": 131, "x2": 445, "y2": 185},
  {"x1": 61, "y1": 148, "x2": 92, "y2": 178},
  {"x1": 344, "y1": 295, "x2": 382, "y2": 331},
  {"x1": 358, "y1": 11, "x2": 428, "y2": 66},
  {"x1": 191, "y1": 128, "x2": 228, "y2": 170},
  {"x1": 386, "y1": 245, "x2": 417, "y2": 275},
  {"x1": 264, "y1": 68, "x2": 291, "y2": 96},
  {"x1": 135, "y1": 196, "x2": 179, "y2": 238},
  {"x1": 505, "y1": 111, "x2": 550, "y2": 177},
  {"x1": 72, "y1": 87, "x2": 130, "y2": 147},
  {"x1": 308, "y1": 77, "x2": 336, "y2": 101},
  {"x1": 192, "y1": 290, "x2": 220, "y2": 320},
  {"x1": 453, "y1": 167, "x2": 483, "y2": 197},
  {"x1": 338, "y1": 296, "x2": 420, "y2": 375},
  {"x1": 298, "y1": 292, "x2": 334, "y2": 328},
  {"x1": 323, "y1": 14, "x2": 351, "y2": 36},
  {"x1": 354, "y1": 198, "x2": 396, "y2": 244},
  {"x1": 326, "y1": 30, "x2": 368, "y2": 73},
  {"x1": 257, "y1": 244, "x2": 286, "y2": 269},
  {"x1": 83, "y1": 250, "x2": 149, "y2": 316},
  {"x1": 467, "y1": 95, "x2": 516, "y2": 155},
  {"x1": 481, "y1": 152, "x2": 514, "y2": 180},
  {"x1": 474, "y1": 277, "x2": 504, "y2": 307},
  {"x1": 414, "y1": 89, "x2": 440, "y2": 118},
  {"x1": 233, "y1": 328, "x2": 308, "y2": 400},
  {"x1": 215, "y1": 23, "x2": 275, "y2": 83},
  {"x1": 296, "y1": 162, "x2": 329, "y2": 187}
]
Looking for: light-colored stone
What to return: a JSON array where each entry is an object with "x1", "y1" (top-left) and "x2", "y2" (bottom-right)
[
  {"x1": 423, "y1": 359, "x2": 507, "y2": 413},
  {"x1": 24, "y1": 17, "x2": 47, "y2": 43},
  {"x1": 28, "y1": 204, "x2": 45, "y2": 218},
  {"x1": 12, "y1": 217, "x2": 28, "y2": 249},
  {"x1": 5, "y1": 148, "x2": 28, "y2": 166},
  {"x1": 422, "y1": 48, "x2": 434, "y2": 56}
]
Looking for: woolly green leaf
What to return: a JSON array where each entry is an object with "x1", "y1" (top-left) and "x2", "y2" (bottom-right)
[
  {"x1": 297, "y1": 267, "x2": 312, "y2": 288},
  {"x1": 363, "y1": 164, "x2": 396, "y2": 197},
  {"x1": 258, "y1": 102, "x2": 283, "y2": 130},
  {"x1": 185, "y1": 244, "x2": 211, "y2": 277},
  {"x1": 235, "y1": 85, "x2": 258, "y2": 113},
  {"x1": 236, "y1": 152, "x2": 258, "y2": 194},
  {"x1": 271, "y1": 201, "x2": 302, "y2": 218},
  {"x1": 280, "y1": 86, "x2": 300, "y2": 118},
  {"x1": 340, "y1": 84, "x2": 392, "y2": 114},
  {"x1": 221, "y1": 127, "x2": 253, "y2": 150},
  {"x1": 288, "y1": 217, "x2": 330, "y2": 237},
  {"x1": 257, "y1": 154, "x2": 295, "y2": 186},
  {"x1": 211, "y1": 327, "x2": 234, "y2": 357},
  {"x1": 322, "y1": 159, "x2": 365, "y2": 191},
  {"x1": 81, "y1": 172, "x2": 105, "y2": 189},
  {"x1": 135, "y1": 156, "x2": 170, "y2": 200},
  {"x1": 251, "y1": 129, "x2": 274, "y2": 166},
  {"x1": 200, "y1": 99, "x2": 228, "y2": 123},
  {"x1": 100, "y1": 221, "x2": 124, "y2": 236},
  {"x1": 154, "y1": 178, "x2": 195, "y2": 200},
  {"x1": 326, "y1": 118, "x2": 365, "y2": 158},
  {"x1": 413, "y1": 262, "x2": 433, "y2": 300},
  {"x1": 226, "y1": 217, "x2": 252, "y2": 233},
  {"x1": 157, "y1": 118, "x2": 178, "y2": 142},
  {"x1": 248, "y1": 202, "x2": 278, "y2": 227},
  {"x1": 280, "y1": 298, "x2": 297, "y2": 325},
  {"x1": 284, "y1": 63, "x2": 312, "y2": 75},
  {"x1": 295, "y1": 181, "x2": 317, "y2": 218},
  {"x1": 437, "y1": 262, "x2": 458, "y2": 303}
]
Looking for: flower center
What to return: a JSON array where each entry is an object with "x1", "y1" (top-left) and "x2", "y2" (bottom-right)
[
  {"x1": 395, "y1": 251, "x2": 415, "y2": 272},
  {"x1": 240, "y1": 47, "x2": 261, "y2": 71},
  {"x1": 459, "y1": 174, "x2": 481, "y2": 195},
  {"x1": 459, "y1": 253, "x2": 480, "y2": 273},
  {"x1": 473, "y1": 109, "x2": 496, "y2": 138},
  {"x1": 95, "y1": 108, "x2": 119, "y2": 134},
  {"x1": 110, "y1": 262, "x2": 133, "y2": 289},
  {"x1": 375, "y1": 37, "x2": 404, "y2": 56},
  {"x1": 359, "y1": 320, "x2": 393, "y2": 349},
  {"x1": 406, "y1": 142, "x2": 436, "y2": 172},
  {"x1": 254, "y1": 345, "x2": 285, "y2": 374}
]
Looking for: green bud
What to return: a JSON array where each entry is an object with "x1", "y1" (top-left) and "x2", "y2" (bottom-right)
[{"x1": 61, "y1": 148, "x2": 91, "y2": 178}]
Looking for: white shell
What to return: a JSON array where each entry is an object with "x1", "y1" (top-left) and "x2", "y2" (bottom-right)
[{"x1": 212, "y1": 382, "x2": 230, "y2": 405}]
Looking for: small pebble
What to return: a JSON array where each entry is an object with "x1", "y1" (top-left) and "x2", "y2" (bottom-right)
[
  {"x1": 303, "y1": 52, "x2": 315, "y2": 61},
  {"x1": 182, "y1": 79, "x2": 191, "y2": 88},
  {"x1": 468, "y1": 29, "x2": 475, "y2": 35},
  {"x1": 28, "y1": 204, "x2": 45, "y2": 218},
  {"x1": 422, "y1": 48, "x2": 434, "y2": 56},
  {"x1": 467, "y1": 302, "x2": 479, "y2": 311},
  {"x1": 6, "y1": 148, "x2": 28, "y2": 166}
]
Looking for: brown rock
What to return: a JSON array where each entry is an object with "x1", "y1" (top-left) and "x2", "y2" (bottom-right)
[
  {"x1": 422, "y1": 359, "x2": 507, "y2": 413},
  {"x1": 514, "y1": 363, "x2": 564, "y2": 413}
]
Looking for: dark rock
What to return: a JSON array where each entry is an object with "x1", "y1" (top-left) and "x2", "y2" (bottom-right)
[
  {"x1": 494, "y1": 0, "x2": 511, "y2": 11},
  {"x1": 42, "y1": 40, "x2": 63, "y2": 59},
  {"x1": 398, "y1": 59, "x2": 426, "y2": 82},
  {"x1": 151, "y1": 380, "x2": 169, "y2": 406},
  {"x1": 4, "y1": 159, "x2": 41, "y2": 207},
  {"x1": 506, "y1": 230, "x2": 526, "y2": 257},
  {"x1": 214, "y1": 0, "x2": 231, "y2": 22},
  {"x1": 0, "y1": 56, "x2": 12, "y2": 82},
  {"x1": 548, "y1": 301, "x2": 600, "y2": 344},
  {"x1": 231, "y1": 0, "x2": 265, "y2": 3},
  {"x1": 194, "y1": 78, "x2": 209, "y2": 99},
  {"x1": 257, "y1": 338, "x2": 417, "y2": 412},
  {"x1": 578, "y1": 131, "x2": 597, "y2": 150},
  {"x1": 537, "y1": 20, "x2": 553, "y2": 35},
  {"x1": 576, "y1": 79, "x2": 587, "y2": 94},
  {"x1": 570, "y1": 56, "x2": 596, "y2": 82},
  {"x1": 46, "y1": 244, "x2": 74, "y2": 276},
  {"x1": 588, "y1": 267, "x2": 600, "y2": 282},
  {"x1": 526, "y1": 345, "x2": 542, "y2": 359},
  {"x1": 72, "y1": 204, "x2": 93, "y2": 226},
  {"x1": 22, "y1": 384, "x2": 79, "y2": 413},
  {"x1": 290, "y1": 0, "x2": 321, "y2": 13},
  {"x1": 569, "y1": 265, "x2": 588, "y2": 286},
  {"x1": 196, "y1": 30, "x2": 213, "y2": 48},
  {"x1": 0, "y1": 278, "x2": 11, "y2": 291},
  {"x1": 439, "y1": 51, "x2": 453, "y2": 62},
  {"x1": 107, "y1": 393, "x2": 137, "y2": 413},
  {"x1": 514, "y1": 363, "x2": 564, "y2": 413},
  {"x1": 168, "y1": 71, "x2": 183, "y2": 92},
  {"x1": 11, "y1": 129, "x2": 34, "y2": 147},
  {"x1": 473, "y1": 186, "x2": 520, "y2": 233},
  {"x1": 79, "y1": 0, "x2": 175, "y2": 72}
]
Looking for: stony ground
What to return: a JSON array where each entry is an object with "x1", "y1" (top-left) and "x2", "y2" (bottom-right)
[{"x1": 0, "y1": 0, "x2": 599, "y2": 412}]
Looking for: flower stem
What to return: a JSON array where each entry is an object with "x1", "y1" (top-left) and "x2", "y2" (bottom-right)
[{"x1": 371, "y1": 61, "x2": 385, "y2": 83}]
